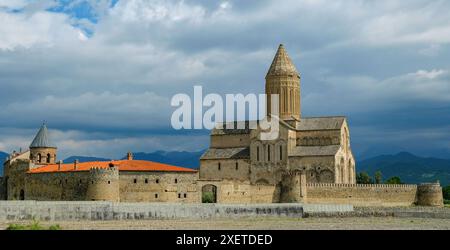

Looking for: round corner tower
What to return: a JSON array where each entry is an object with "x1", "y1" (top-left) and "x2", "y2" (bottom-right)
[
  {"x1": 265, "y1": 44, "x2": 301, "y2": 121},
  {"x1": 86, "y1": 163, "x2": 120, "y2": 202},
  {"x1": 417, "y1": 182, "x2": 444, "y2": 207},
  {"x1": 280, "y1": 170, "x2": 307, "y2": 203},
  {"x1": 29, "y1": 123, "x2": 57, "y2": 165}
]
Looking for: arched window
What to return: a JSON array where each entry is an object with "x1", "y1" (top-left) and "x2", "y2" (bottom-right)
[
  {"x1": 279, "y1": 145, "x2": 283, "y2": 161},
  {"x1": 290, "y1": 89, "x2": 293, "y2": 112},
  {"x1": 235, "y1": 162, "x2": 238, "y2": 170},
  {"x1": 218, "y1": 162, "x2": 221, "y2": 171},
  {"x1": 267, "y1": 145, "x2": 271, "y2": 162},
  {"x1": 37, "y1": 153, "x2": 42, "y2": 163},
  {"x1": 47, "y1": 153, "x2": 51, "y2": 163},
  {"x1": 256, "y1": 147, "x2": 260, "y2": 161},
  {"x1": 175, "y1": 178, "x2": 178, "y2": 184}
]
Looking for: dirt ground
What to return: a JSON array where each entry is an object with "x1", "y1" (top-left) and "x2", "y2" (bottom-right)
[{"x1": 1, "y1": 217, "x2": 450, "y2": 230}]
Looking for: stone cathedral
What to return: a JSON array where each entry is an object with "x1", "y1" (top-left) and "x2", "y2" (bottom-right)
[{"x1": 200, "y1": 44, "x2": 356, "y2": 188}]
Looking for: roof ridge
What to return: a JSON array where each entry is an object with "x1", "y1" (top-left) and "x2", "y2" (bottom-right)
[{"x1": 301, "y1": 116, "x2": 346, "y2": 119}]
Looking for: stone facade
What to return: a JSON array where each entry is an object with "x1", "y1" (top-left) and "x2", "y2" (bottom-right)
[
  {"x1": 197, "y1": 44, "x2": 443, "y2": 207},
  {"x1": 22, "y1": 167, "x2": 198, "y2": 203}
]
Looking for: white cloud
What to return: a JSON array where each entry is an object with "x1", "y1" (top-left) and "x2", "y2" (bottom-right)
[
  {"x1": 0, "y1": 0, "x2": 28, "y2": 9},
  {"x1": 0, "y1": 11, "x2": 83, "y2": 50}
]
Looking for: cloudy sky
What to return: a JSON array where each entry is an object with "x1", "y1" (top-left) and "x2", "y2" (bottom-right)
[{"x1": 0, "y1": 0, "x2": 449, "y2": 160}]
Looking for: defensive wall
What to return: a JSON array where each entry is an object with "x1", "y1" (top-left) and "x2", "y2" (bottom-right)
[
  {"x1": 305, "y1": 183, "x2": 443, "y2": 207},
  {"x1": 0, "y1": 201, "x2": 353, "y2": 221},
  {"x1": 0, "y1": 178, "x2": 5, "y2": 200}
]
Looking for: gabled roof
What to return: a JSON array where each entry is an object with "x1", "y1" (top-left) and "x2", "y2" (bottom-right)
[
  {"x1": 30, "y1": 124, "x2": 56, "y2": 148},
  {"x1": 201, "y1": 147, "x2": 250, "y2": 160},
  {"x1": 266, "y1": 44, "x2": 300, "y2": 78},
  {"x1": 28, "y1": 160, "x2": 197, "y2": 174},
  {"x1": 296, "y1": 117, "x2": 346, "y2": 131}
]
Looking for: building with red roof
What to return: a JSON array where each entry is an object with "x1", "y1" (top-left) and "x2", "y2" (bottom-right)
[{"x1": 2, "y1": 124, "x2": 198, "y2": 202}]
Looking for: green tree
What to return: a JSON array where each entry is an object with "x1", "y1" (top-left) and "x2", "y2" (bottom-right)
[
  {"x1": 442, "y1": 185, "x2": 450, "y2": 201},
  {"x1": 385, "y1": 176, "x2": 403, "y2": 184},
  {"x1": 202, "y1": 192, "x2": 215, "y2": 203},
  {"x1": 374, "y1": 171, "x2": 382, "y2": 184},
  {"x1": 356, "y1": 172, "x2": 373, "y2": 184}
]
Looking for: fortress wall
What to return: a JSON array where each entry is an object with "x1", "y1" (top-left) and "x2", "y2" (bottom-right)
[
  {"x1": 306, "y1": 183, "x2": 418, "y2": 207},
  {"x1": 211, "y1": 181, "x2": 278, "y2": 204},
  {"x1": 119, "y1": 172, "x2": 198, "y2": 203},
  {"x1": 200, "y1": 159, "x2": 250, "y2": 181},
  {"x1": 5, "y1": 160, "x2": 30, "y2": 200},
  {"x1": 197, "y1": 180, "x2": 277, "y2": 204},
  {"x1": 25, "y1": 172, "x2": 90, "y2": 201},
  {"x1": 0, "y1": 201, "x2": 322, "y2": 221},
  {"x1": 0, "y1": 178, "x2": 5, "y2": 200}
]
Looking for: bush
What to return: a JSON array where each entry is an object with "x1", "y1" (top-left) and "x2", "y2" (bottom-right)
[
  {"x1": 356, "y1": 172, "x2": 373, "y2": 184},
  {"x1": 442, "y1": 185, "x2": 450, "y2": 200},
  {"x1": 385, "y1": 176, "x2": 403, "y2": 184},
  {"x1": 6, "y1": 220, "x2": 61, "y2": 230},
  {"x1": 202, "y1": 192, "x2": 215, "y2": 203}
]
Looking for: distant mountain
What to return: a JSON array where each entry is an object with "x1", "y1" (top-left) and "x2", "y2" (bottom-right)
[
  {"x1": 63, "y1": 156, "x2": 111, "y2": 163},
  {"x1": 0, "y1": 151, "x2": 8, "y2": 176},
  {"x1": 121, "y1": 151, "x2": 205, "y2": 169},
  {"x1": 357, "y1": 152, "x2": 450, "y2": 186}
]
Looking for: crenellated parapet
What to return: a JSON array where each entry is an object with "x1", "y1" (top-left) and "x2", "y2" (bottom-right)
[{"x1": 306, "y1": 183, "x2": 418, "y2": 189}]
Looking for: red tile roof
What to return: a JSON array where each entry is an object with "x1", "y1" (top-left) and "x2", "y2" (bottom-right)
[{"x1": 28, "y1": 160, "x2": 197, "y2": 174}]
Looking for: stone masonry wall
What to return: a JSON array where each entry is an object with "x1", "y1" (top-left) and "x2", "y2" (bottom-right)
[
  {"x1": 306, "y1": 183, "x2": 418, "y2": 207},
  {"x1": 119, "y1": 172, "x2": 198, "y2": 203},
  {"x1": 0, "y1": 201, "x2": 325, "y2": 221},
  {"x1": 25, "y1": 172, "x2": 90, "y2": 201},
  {"x1": 0, "y1": 178, "x2": 5, "y2": 200},
  {"x1": 200, "y1": 159, "x2": 250, "y2": 181}
]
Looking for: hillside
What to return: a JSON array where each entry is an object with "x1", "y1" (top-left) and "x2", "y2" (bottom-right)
[
  {"x1": 63, "y1": 156, "x2": 111, "y2": 163},
  {"x1": 357, "y1": 152, "x2": 450, "y2": 186}
]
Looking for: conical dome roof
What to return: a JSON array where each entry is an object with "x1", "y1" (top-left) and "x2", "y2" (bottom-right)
[
  {"x1": 266, "y1": 44, "x2": 299, "y2": 78},
  {"x1": 30, "y1": 124, "x2": 56, "y2": 148}
]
